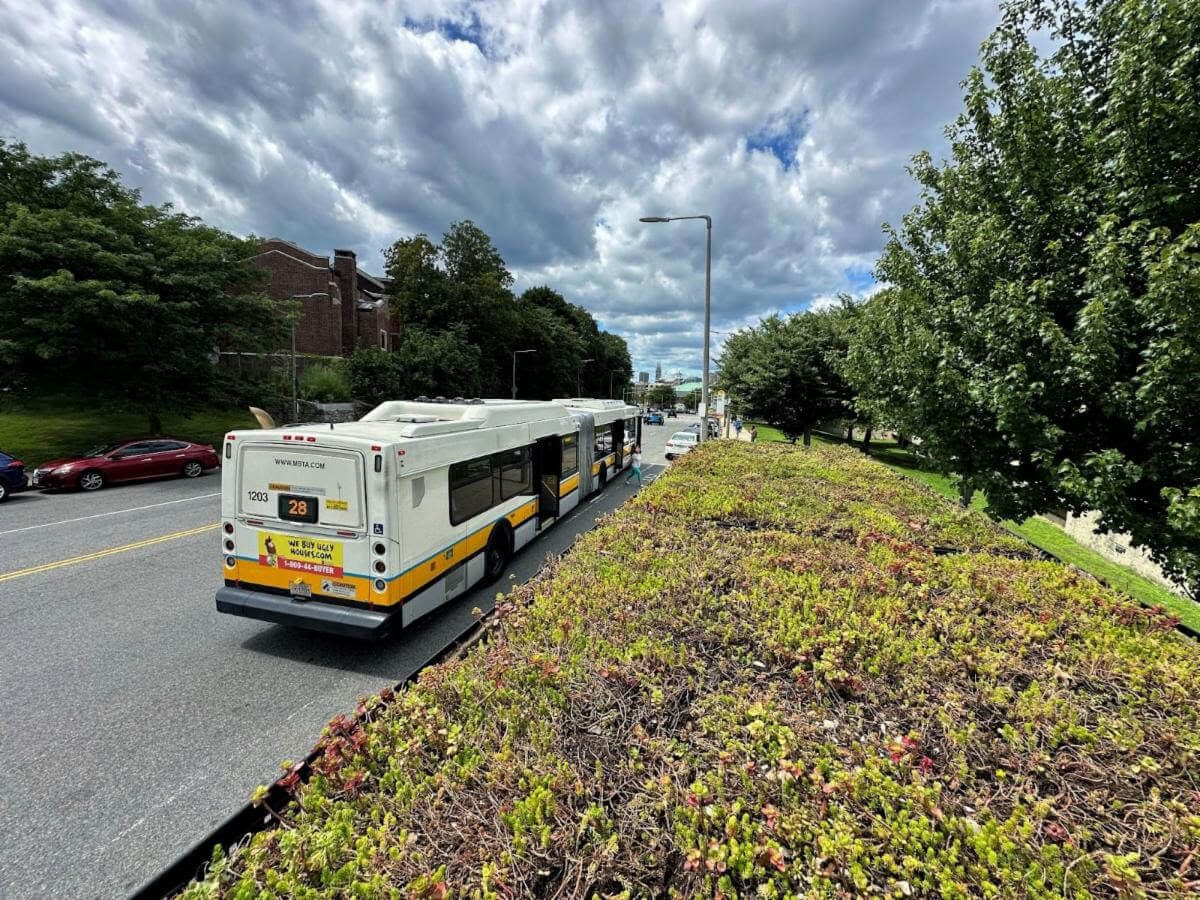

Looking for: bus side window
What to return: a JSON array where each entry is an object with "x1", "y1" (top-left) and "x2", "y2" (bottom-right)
[
  {"x1": 561, "y1": 433, "x2": 579, "y2": 476},
  {"x1": 498, "y1": 447, "x2": 532, "y2": 500},
  {"x1": 449, "y1": 456, "x2": 494, "y2": 525}
]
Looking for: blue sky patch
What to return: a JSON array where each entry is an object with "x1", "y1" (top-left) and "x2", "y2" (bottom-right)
[
  {"x1": 405, "y1": 9, "x2": 489, "y2": 56},
  {"x1": 746, "y1": 112, "x2": 808, "y2": 170},
  {"x1": 843, "y1": 266, "x2": 877, "y2": 291}
]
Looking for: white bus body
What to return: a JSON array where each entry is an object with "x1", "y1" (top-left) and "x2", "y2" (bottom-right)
[{"x1": 216, "y1": 398, "x2": 639, "y2": 639}]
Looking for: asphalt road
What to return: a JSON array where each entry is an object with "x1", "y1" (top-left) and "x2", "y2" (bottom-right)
[{"x1": 0, "y1": 416, "x2": 691, "y2": 898}]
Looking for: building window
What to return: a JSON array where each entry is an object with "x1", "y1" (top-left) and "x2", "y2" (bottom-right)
[{"x1": 561, "y1": 433, "x2": 579, "y2": 476}]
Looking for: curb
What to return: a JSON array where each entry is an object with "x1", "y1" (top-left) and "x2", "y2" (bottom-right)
[{"x1": 130, "y1": 610, "x2": 495, "y2": 899}]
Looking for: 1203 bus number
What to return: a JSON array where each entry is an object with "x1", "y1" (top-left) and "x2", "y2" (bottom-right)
[{"x1": 247, "y1": 490, "x2": 269, "y2": 503}]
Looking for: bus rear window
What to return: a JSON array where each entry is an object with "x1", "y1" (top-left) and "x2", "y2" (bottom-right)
[{"x1": 238, "y1": 445, "x2": 365, "y2": 529}]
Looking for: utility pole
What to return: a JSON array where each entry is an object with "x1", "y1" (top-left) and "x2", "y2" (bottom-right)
[
  {"x1": 609, "y1": 370, "x2": 624, "y2": 399},
  {"x1": 577, "y1": 358, "x2": 594, "y2": 396},
  {"x1": 511, "y1": 349, "x2": 535, "y2": 399},
  {"x1": 291, "y1": 323, "x2": 298, "y2": 422},
  {"x1": 639, "y1": 214, "x2": 713, "y2": 443}
]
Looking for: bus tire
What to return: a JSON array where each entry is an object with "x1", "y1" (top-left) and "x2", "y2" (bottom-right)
[{"x1": 483, "y1": 523, "x2": 512, "y2": 584}]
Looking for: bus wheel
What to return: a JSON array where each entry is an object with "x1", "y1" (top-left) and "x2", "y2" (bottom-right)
[{"x1": 483, "y1": 524, "x2": 512, "y2": 584}]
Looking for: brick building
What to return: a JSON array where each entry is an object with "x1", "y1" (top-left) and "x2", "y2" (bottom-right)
[{"x1": 250, "y1": 238, "x2": 396, "y2": 356}]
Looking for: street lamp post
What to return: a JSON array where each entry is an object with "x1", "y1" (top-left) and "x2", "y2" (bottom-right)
[
  {"x1": 608, "y1": 370, "x2": 624, "y2": 399},
  {"x1": 511, "y1": 349, "x2": 536, "y2": 399},
  {"x1": 639, "y1": 214, "x2": 712, "y2": 443},
  {"x1": 577, "y1": 358, "x2": 594, "y2": 396}
]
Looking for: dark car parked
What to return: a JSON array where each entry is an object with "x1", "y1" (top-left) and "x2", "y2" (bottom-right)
[
  {"x1": 32, "y1": 438, "x2": 220, "y2": 492},
  {"x1": 0, "y1": 449, "x2": 28, "y2": 502}
]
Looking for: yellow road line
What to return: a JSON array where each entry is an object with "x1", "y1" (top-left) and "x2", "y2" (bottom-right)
[{"x1": 0, "y1": 523, "x2": 219, "y2": 583}]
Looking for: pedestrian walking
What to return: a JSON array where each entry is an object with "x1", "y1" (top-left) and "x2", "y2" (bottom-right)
[
  {"x1": 733, "y1": 417, "x2": 743, "y2": 438},
  {"x1": 625, "y1": 444, "x2": 642, "y2": 485},
  {"x1": 749, "y1": 425, "x2": 758, "y2": 442}
]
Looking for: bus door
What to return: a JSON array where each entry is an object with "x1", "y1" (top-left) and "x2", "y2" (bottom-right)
[
  {"x1": 612, "y1": 421, "x2": 624, "y2": 468},
  {"x1": 535, "y1": 435, "x2": 561, "y2": 526}
]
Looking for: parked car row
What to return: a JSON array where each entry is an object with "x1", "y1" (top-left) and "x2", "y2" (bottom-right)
[
  {"x1": 0, "y1": 450, "x2": 28, "y2": 503},
  {"x1": 0, "y1": 438, "x2": 220, "y2": 502}
]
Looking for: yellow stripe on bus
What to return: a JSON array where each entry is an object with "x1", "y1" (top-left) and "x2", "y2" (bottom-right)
[
  {"x1": 232, "y1": 499, "x2": 541, "y2": 610},
  {"x1": 394, "y1": 498, "x2": 537, "y2": 603},
  {"x1": 559, "y1": 473, "x2": 580, "y2": 497}
]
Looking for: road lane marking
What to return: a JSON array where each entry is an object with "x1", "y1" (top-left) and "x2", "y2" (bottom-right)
[
  {"x1": 0, "y1": 492, "x2": 220, "y2": 537},
  {"x1": 0, "y1": 524, "x2": 219, "y2": 582}
]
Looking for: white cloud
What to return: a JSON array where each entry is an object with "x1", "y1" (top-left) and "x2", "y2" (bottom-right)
[{"x1": 0, "y1": 0, "x2": 1000, "y2": 376}]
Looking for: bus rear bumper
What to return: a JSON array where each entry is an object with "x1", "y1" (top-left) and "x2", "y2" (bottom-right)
[{"x1": 216, "y1": 586, "x2": 395, "y2": 640}]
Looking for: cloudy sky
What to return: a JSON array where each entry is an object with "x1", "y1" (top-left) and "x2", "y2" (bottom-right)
[{"x1": 1, "y1": 0, "x2": 1002, "y2": 377}]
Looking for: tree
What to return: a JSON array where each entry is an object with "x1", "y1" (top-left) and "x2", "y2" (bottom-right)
[
  {"x1": 383, "y1": 228, "x2": 632, "y2": 402},
  {"x1": 394, "y1": 325, "x2": 482, "y2": 399},
  {"x1": 591, "y1": 330, "x2": 633, "y2": 399},
  {"x1": 346, "y1": 328, "x2": 482, "y2": 407},
  {"x1": 0, "y1": 141, "x2": 286, "y2": 432},
  {"x1": 718, "y1": 312, "x2": 848, "y2": 446},
  {"x1": 852, "y1": 0, "x2": 1200, "y2": 592},
  {"x1": 645, "y1": 384, "x2": 676, "y2": 410},
  {"x1": 346, "y1": 347, "x2": 401, "y2": 408}
]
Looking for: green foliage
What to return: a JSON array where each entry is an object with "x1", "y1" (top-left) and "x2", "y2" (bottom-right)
[
  {"x1": 0, "y1": 399, "x2": 256, "y2": 464},
  {"x1": 0, "y1": 141, "x2": 289, "y2": 432},
  {"x1": 182, "y1": 443, "x2": 1200, "y2": 897},
  {"x1": 345, "y1": 331, "x2": 483, "y2": 408},
  {"x1": 394, "y1": 325, "x2": 482, "y2": 398},
  {"x1": 344, "y1": 348, "x2": 399, "y2": 409},
  {"x1": 384, "y1": 223, "x2": 631, "y2": 399},
  {"x1": 848, "y1": 0, "x2": 1200, "y2": 594},
  {"x1": 297, "y1": 362, "x2": 351, "y2": 404},
  {"x1": 791, "y1": 428, "x2": 1200, "y2": 631},
  {"x1": 645, "y1": 383, "x2": 677, "y2": 409},
  {"x1": 718, "y1": 305, "x2": 855, "y2": 445}
]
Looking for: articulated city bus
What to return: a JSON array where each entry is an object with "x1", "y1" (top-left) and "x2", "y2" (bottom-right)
[{"x1": 216, "y1": 398, "x2": 640, "y2": 640}]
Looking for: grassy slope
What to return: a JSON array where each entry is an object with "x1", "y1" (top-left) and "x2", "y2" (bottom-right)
[
  {"x1": 185, "y1": 443, "x2": 1199, "y2": 898},
  {"x1": 0, "y1": 401, "x2": 257, "y2": 465},
  {"x1": 750, "y1": 423, "x2": 1199, "y2": 632}
]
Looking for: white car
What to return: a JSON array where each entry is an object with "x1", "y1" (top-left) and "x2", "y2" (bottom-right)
[{"x1": 664, "y1": 431, "x2": 699, "y2": 460}]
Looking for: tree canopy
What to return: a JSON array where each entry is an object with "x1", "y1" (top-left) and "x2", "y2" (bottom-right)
[
  {"x1": 383, "y1": 221, "x2": 631, "y2": 400},
  {"x1": 0, "y1": 140, "x2": 285, "y2": 431},
  {"x1": 717, "y1": 306, "x2": 855, "y2": 445},
  {"x1": 845, "y1": 0, "x2": 1200, "y2": 593}
]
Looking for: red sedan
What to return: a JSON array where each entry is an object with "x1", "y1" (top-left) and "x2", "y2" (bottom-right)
[{"x1": 32, "y1": 438, "x2": 221, "y2": 492}]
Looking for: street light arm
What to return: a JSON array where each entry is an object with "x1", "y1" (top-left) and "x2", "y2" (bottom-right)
[
  {"x1": 642, "y1": 214, "x2": 710, "y2": 226},
  {"x1": 638, "y1": 212, "x2": 713, "y2": 443}
]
